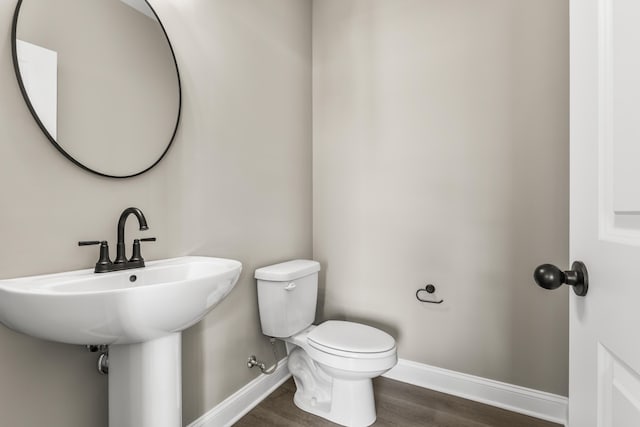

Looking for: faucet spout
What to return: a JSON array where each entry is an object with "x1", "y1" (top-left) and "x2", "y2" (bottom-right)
[{"x1": 114, "y1": 207, "x2": 148, "y2": 264}]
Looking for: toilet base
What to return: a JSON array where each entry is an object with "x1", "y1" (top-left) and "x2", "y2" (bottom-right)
[
  {"x1": 293, "y1": 378, "x2": 376, "y2": 427},
  {"x1": 287, "y1": 347, "x2": 377, "y2": 427}
]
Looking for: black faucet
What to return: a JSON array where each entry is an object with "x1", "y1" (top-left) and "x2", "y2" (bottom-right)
[
  {"x1": 114, "y1": 207, "x2": 148, "y2": 265},
  {"x1": 79, "y1": 207, "x2": 156, "y2": 273}
]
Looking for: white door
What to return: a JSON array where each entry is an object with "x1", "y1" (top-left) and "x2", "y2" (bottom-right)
[{"x1": 569, "y1": 0, "x2": 640, "y2": 425}]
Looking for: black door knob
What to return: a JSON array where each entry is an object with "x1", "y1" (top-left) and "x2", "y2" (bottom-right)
[{"x1": 533, "y1": 261, "x2": 588, "y2": 297}]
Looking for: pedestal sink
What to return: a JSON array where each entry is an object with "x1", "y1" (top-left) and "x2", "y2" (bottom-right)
[{"x1": 0, "y1": 256, "x2": 242, "y2": 427}]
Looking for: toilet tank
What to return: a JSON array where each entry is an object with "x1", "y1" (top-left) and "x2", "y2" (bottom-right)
[{"x1": 255, "y1": 260, "x2": 320, "y2": 338}]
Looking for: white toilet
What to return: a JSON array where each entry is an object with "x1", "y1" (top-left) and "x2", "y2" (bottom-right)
[{"x1": 255, "y1": 260, "x2": 397, "y2": 427}]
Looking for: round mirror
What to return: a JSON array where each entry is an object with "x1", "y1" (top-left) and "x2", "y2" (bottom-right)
[{"x1": 11, "y1": 0, "x2": 181, "y2": 178}]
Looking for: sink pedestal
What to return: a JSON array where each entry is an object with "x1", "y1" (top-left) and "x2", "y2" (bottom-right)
[{"x1": 109, "y1": 333, "x2": 182, "y2": 427}]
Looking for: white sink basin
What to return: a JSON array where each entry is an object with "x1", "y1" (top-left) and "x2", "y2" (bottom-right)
[{"x1": 0, "y1": 256, "x2": 242, "y2": 345}]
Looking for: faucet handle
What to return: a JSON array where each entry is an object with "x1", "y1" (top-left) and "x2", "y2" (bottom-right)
[
  {"x1": 78, "y1": 240, "x2": 102, "y2": 246},
  {"x1": 79, "y1": 241, "x2": 112, "y2": 273},
  {"x1": 129, "y1": 238, "x2": 156, "y2": 265}
]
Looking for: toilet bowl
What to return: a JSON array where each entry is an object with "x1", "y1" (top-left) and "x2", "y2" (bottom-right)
[{"x1": 255, "y1": 260, "x2": 397, "y2": 427}]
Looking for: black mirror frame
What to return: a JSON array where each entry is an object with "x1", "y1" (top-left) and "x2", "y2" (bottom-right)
[{"x1": 11, "y1": 0, "x2": 182, "y2": 179}]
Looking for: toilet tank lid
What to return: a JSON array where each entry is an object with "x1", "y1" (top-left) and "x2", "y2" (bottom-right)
[{"x1": 255, "y1": 260, "x2": 321, "y2": 281}]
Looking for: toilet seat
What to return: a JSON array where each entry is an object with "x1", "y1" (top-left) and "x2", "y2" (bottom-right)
[
  {"x1": 303, "y1": 321, "x2": 397, "y2": 373},
  {"x1": 307, "y1": 320, "x2": 395, "y2": 357}
]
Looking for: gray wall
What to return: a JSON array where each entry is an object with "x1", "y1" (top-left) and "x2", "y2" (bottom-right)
[
  {"x1": 312, "y1": 0, "x2": 570, "y2": 395},
  {"x1": 0, "y1": 0, "x2": 312, "y2": 426}
]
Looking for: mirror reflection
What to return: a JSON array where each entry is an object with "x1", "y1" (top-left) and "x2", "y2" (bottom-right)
[{"x1": 13, "y1": 0, "x2": 181, "y2": 178}]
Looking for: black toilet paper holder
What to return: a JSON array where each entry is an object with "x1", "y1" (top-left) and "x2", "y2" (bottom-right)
[{"x1": 416, "y1": 284, "x2": 444, "y2": 304}]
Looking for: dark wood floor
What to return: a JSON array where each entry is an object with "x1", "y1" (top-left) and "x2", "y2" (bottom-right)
[{"x1": 234, "y1": 377, "x2": 561, "y2": 427}]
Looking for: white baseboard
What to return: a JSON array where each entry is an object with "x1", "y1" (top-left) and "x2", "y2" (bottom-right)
[
  {"x1": 383, "y1": 358, "x2": 568, "y2": 426},
  {"x1": 186, "y1": 356, "x2": 567, "y2": 426},
  {"x1": 187, "y1": 357, "x2": 291, "y2": 427}
]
